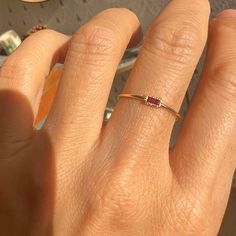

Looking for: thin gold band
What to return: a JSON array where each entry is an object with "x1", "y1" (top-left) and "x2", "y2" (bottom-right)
[{"x1": 118, "y1": 94, "x2": 181, "y2": 120}]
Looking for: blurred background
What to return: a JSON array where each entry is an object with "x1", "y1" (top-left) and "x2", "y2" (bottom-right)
[{"x1": 0, "y1": 0, "x2": 235, "y2": 235}]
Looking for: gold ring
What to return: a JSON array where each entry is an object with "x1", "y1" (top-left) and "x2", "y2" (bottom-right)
[{"x1": 118, "y1": 94, "x2": 181, "y2": 120}]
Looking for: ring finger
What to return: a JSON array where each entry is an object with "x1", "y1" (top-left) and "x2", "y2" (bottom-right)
[{"x1": 107, "y1": 0, "x2": 210, "y2": 160}]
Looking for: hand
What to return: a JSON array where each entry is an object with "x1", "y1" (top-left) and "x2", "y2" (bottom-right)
[{"x1": 0, "y1": 1, "x2": 236, "y2": 235}]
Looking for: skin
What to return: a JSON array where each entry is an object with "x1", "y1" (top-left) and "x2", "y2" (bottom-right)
[{"x1": 0, "y1": 0, "x2": 235, "y2": 235}]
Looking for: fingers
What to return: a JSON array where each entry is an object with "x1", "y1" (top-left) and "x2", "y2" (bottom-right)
[
  {"x1": 44, "y1": 8, "x2": 140, "y2": 150},
  {"x1": 0, "y1": 30, "x2": 69, "y2": 116},
  {"x1": 106, "y1": 0, "x2": 210, "y2": 156},
  {"x1": 172, "y1": 10, "x2": 236, "y2": 201}
]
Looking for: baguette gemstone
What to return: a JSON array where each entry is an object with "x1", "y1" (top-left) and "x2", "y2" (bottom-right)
[{"x1": 146, "y1": 96, "x2": 161, "y2": 107}]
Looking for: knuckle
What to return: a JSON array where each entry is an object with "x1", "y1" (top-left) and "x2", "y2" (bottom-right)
[
  {"x1": 77, "y1": 22, "x2": 118, "y2": 51},
  {"x1": 69, "y1": 22, "x2": 121, "y2": 68},
  {"x1": 211, "y1": 24, "x2": 232, "y2": 40},
  {"x1": 214, "y1": 10, "x2": 236, "y2": 31},
  {"x1": 210, "y1": 12, "x2": 236, "y2": 40},
  {"x1": 144, "y1": 23, "x2": 202, "y2": 65},
  {"x1": 209, "y1": 63, "x2": 236, "y2": 102}
]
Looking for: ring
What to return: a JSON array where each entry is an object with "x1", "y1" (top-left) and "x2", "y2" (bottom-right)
[{"x1": 118, "y1": 94, "x2": 181, "y2": 120}]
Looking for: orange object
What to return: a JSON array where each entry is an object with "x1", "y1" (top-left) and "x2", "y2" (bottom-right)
[{"x1": 35, "y1": 67, "x2": 62, "y2": 126}]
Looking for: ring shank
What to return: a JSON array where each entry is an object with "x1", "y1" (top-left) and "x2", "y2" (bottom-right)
[
  {"x1": 118, "y1": 94, "x2": 181, "y2": 120},
  {"x1": 160, "y1": 103, "x2": 181, "y2": 120}
]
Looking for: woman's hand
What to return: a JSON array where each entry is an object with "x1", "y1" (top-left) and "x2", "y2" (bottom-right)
[{"x1": 0, "y1": 1, "x2": 236, "y2": 235}]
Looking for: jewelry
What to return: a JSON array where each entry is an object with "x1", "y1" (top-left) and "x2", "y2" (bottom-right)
[{"x1": 118, "y1": 94, "x2": 181, "y2": 120}]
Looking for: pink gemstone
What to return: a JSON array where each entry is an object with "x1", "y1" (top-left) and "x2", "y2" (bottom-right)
[{"x1": 147, "y1": 96, "x2": 160, "y2": 107}]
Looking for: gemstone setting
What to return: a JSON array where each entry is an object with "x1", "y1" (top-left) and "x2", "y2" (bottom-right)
[{"x1": 146, "y1": 96, "x2": 161, "y2": 107}]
